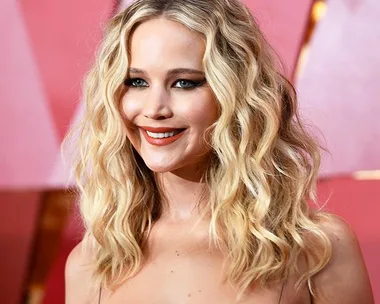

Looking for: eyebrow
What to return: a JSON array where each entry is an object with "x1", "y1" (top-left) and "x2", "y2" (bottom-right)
[{"x1": 128, "y1": 68, "x2": 205, "y2": 76}]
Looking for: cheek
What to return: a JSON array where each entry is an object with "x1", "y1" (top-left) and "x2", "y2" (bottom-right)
[
  {"x1": 120, "y1": 93, "x2": 141, "y2": 123},
  {"x1": 183, "y1": 94, "x2": 218, "y2": 127},
  {"x1": 120, "y1": 94, "x2": 141, "y2": 148}
]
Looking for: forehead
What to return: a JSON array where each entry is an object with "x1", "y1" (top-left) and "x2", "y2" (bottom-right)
[{"x1": 128, "y1": 17, "x2": 205, "y2": 70}]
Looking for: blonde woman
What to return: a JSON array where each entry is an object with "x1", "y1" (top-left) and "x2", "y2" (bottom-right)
[{"x1": 64, "y1": 0, "x2": 374, "y2": 303}]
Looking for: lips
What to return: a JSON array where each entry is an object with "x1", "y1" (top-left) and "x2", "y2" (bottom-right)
[{"x1": 139, "y1": 126, "x2": 186, "y2": 146}]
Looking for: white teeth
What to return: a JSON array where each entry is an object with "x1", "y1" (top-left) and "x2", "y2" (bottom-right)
[{"x1": 146, "y1": 130, "x2": 181, "y2": 139}]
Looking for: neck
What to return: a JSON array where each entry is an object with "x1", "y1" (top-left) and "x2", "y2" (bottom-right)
[{"x1": 155, "y1": 168, "x2": 210, "y2": 223}]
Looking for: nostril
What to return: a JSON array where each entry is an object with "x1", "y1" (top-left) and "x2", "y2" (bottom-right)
[{"x1": 144, "y1": 115, "x2": 167, "y2": 120}]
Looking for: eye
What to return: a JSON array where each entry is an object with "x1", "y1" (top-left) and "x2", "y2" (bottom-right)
[
  {"x1": 173, "y1": 79, "x2": 206, "y2": 90},
  {"x1": 124, "y1": 78, "x2": 149, "y2": 88}
]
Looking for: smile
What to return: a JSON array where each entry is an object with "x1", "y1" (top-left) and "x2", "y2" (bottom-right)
[
  {"x1": 140, "y1": 127, "x2": 186, "y2": 146},
  {"x1": 146, "y1": 130, "x2": 183, "y2": 139}
]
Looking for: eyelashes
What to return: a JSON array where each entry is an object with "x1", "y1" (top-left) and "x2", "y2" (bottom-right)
[
  {"x1": 124, "y1": 78, "x2": 207, "y2": 90},
  {"x1": 173, "y1": 79, "x2": 206, "y2": 89},
  {"x1": 124, "y1": 78, "x2": 149, "y2": 88}
]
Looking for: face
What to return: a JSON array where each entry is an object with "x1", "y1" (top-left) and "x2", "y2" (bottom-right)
[{"x1": 121, "y1": 17, "x2": 218, "y2": 177}]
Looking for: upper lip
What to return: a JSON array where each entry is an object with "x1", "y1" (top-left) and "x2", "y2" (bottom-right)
[{"x1": 139, "y1": 126, "x2": 185, "y2": 133}]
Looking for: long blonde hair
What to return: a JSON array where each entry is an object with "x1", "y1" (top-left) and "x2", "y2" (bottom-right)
[{"x1": 64, "y1": 0, "x2": 332, "y2": 298}]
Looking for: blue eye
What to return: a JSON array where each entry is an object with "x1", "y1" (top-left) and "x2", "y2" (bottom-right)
[
  {"x1": 124, "y1": 78, "x2": 206, "y2": 90},
  {"x1": 173, "y1": 79, "x2": 206, "y2": 90},
  {"x1": 124, "y1": 78, "x2": 148, "y2": 88}
]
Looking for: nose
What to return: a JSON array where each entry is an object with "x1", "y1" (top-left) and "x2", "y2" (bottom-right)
[{"x1": 142, "y1": 85, "x2": 173, "y2": 120}]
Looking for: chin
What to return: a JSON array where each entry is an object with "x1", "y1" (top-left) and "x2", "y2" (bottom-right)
[
  {"x1": 145, "y1": 166, "x2": 171, "y2": 173},
  {"x1": 143, "y1": 160, "x2": 179, "y2": 174}
]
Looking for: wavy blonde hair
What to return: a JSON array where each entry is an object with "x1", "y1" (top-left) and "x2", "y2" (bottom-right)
[{"x1": 64, "y1": 0, "x2": 332, "y2": 299}]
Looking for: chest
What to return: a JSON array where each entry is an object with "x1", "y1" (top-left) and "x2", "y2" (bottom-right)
[
  {"x1": 100, "y1": 247, "x2": 287, "y2": 303},
  {"x1": 98, "y1": 224, "x2": 310, "y2": 304}
]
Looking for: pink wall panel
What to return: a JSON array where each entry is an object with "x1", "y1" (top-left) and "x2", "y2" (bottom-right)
[
  {"x1": 244, "y1": 0, "x2": 314, "y2": 77},
  {"x1": 20, "y1": 0, "x2": 116, "y2": 141},
  {"x1": 1, "y1": 0, "x2": 115, "y2": 189},
  {"x1": 120, "y1": 0, "x2": 133, "y2": 9},
  {"x1": 0, "y1": 0, "x2": 59, "y2": 189},
  {"x1": 297, "y1": 0, "x2": 380, "y2": 176}
]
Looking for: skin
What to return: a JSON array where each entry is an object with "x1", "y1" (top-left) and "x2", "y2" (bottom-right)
[
  {"x1": 65, "y1": 17, "x2": 374, "y2": 304},
  {"x1": 120, "y1": 16, "x2": 218, "y2": 219}
]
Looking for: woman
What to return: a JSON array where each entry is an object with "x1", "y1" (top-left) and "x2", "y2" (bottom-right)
[{"x1": 65, "y1": 0, "x2": 374, "y2": 303}]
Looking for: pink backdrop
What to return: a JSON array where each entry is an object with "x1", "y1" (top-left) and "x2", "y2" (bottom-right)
[
  {"x1": 1, "y1": 1, "x2": 115, "y2": 303},
  {"x1": 1, "y1": 0, "x2": 379, "y2": 303},
  {"x1": 244, "y1": 0, "x2": 313, "y2": 78},
  {"x1": 297, "y1": 0, "x2": 380, "y2": 176}
]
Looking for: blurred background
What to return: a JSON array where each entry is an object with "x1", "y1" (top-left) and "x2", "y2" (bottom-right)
[{"x1": 1, "y1": 0, "x2": 379, "y2": 303}]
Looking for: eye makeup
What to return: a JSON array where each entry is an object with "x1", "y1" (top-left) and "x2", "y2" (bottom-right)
[
  {"x1": 124, "y1": 78, "x2": 148, "y2": 87},
  {"x1": 172, "y1": 78, "x2": 207, "y2": 90},
  {"x1": 123, "y1": 77, "x2": 207, "y2": 90}
]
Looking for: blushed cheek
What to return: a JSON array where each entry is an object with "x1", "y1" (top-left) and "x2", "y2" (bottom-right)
[
  {"x1": 120, "y1": 95, "x2": 140, "y2": 126},
  {"x1": 187, "y1": 97, "x2": 218, "y2": 127}
]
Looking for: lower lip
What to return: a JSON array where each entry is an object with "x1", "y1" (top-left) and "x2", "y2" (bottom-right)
[{"x1": 141, "y1": 129, "x2": 186, "y2": 146}]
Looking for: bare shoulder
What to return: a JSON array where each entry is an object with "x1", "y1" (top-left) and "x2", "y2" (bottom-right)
[
  {"x1": 312, "y1": 214, "x2": 374, "y2": 304},
  {"x1": 65, "y1": 240, "x2": 99, "y2": 304}
]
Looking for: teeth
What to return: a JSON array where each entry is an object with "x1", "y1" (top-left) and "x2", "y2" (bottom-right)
[{"x1": 146, "y1": 130, "x2": 181, "y2": 139}]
